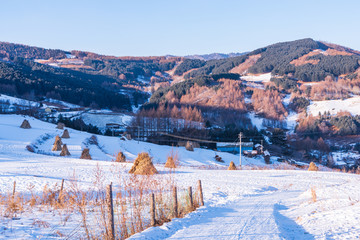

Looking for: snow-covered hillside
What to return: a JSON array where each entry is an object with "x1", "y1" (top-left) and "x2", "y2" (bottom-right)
[
  {"x1": 1, "y1": 114, "x2": 360, "y2": 239},
  {"x1": 307, "y1": 96, "x2": 360, "y2": 116}
]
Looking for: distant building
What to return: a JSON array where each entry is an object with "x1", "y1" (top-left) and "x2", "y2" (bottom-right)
[{"x1": 216, "y1": 142, "x2": 253, "y2": 154}]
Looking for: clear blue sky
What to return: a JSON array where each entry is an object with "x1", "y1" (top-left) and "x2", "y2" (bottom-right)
[{"x1": 0, "y1": 0, "x2": 359, "y2": 56}]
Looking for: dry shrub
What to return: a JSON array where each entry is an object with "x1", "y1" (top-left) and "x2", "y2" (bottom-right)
[
  {"x1": 116, "y1": 151, "x2": 126, "y2": 162},
  {"x1": 308, "y1": 162, "x2": 319, "y2": 171},
  {"x1": 228, "y1": 161, "x2": 237, "y2": 170},
  {"x1": 80, "y1": 148, "x2": 92, "y2": 160},
  {"x1": 214, "y1": 154, "x2": 224, "y2": 163},
  {"x1": 129, "y1": 152, "x2": 158, "y2": 175},
  {"x1": 26, "y1": 145, "x2": 35, "y2": 152},
  {"x1": 61, "y1": 129, "x2": 70, "y2": 138},
  {"x1": 20, "y1": 119, "x2": 31, "y2": 129},
  {"x1": 185, "y1": 141, "x2": 194, "y2": 151},
  {"x1": 56, "y1": 122, "x2": 65, "y2": 129},
  {"x1": 52, "y1": 135, "x2": 62, "y2": 151},
  {"x1": 60, "y1": 144, "x2": 71, "y2": 156}
]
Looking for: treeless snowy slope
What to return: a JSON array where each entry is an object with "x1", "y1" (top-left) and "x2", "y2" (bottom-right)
[{"x1": 307, "y1": 96, "x2": 360, "y2": 116}]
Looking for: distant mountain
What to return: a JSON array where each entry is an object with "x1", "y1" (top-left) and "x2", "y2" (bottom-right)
[{"x1": 185, "y1": 52, "x2": 247, "y2": 61}]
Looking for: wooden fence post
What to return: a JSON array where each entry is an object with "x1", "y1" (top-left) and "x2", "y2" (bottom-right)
[
  {"x1": 58, "y1": 179, "x2": 64, "y2": 203},
  {"x1": 198, "y1": 180, "x2": 204, "y2": 206},
  {"x1": 172, "y1": 186, "x2": 178, "y2": 218},
  {"x1": 106, "y1": 184, "x2": 115, "y2": 240},
  {"x1": 150, "y1": 193, "x2": 156, "y2": 226},
  {"x1": 188, "y1": 186, "x2": 193, "y2": 210},
  {"x1": 12, "y1": 181, "x2": 16, "y2": 197}
]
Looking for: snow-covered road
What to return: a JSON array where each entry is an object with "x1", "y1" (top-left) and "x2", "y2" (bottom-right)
[{"x1": 165, "y1": 190, "x2": 311, "y2": 240}]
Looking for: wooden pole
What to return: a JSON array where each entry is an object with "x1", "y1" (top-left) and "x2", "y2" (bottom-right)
[
  {"x1": 58, "y1": 179, "x2": 64, "y2": 203},
  {"x1": 172, "y1": 186, "x2": 178, "y2": 218},
  {"x1": 106, "y1": 184, "x2": 115, "y2": 240},
  {"x1": 188, "y1": 186, "x2": 193, "y2": 210},
  {"x1": 12, "y1": 181, "x2": 16, "y2": 196},
  {"x1": 150, "y1": 193, "x2": 156, "y2": 226},
  {"x1": 197, "y1": 180, "x2": 204, "y2": 206}
]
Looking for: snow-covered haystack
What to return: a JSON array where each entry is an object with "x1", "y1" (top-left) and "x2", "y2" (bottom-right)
[
  {"x1": 20, "y1": 119, "x2": 31, "y2": 129},
  {"x1": 56, "y1": 122, "x2": 65, "y2": 129},
  {"x1": 129, "y1": 152, "x2": 158, "y2": 175},
  {"x1": 228, "y1": 161, "x2": 237, "y2": 170},
  {"x1": 80, "y1": 148, "x2": 92, "y2": 160},
  {"x1": 52, "y1": 135, "x2": 62, "y2": 151},
  {"x1": 61, "y1": 129, "x2": 70, "y2": 138},
  {"x1": 308, "y1": 162, "x2": 319, "y2": 171},
  {"x1": 60, "y1": 144, "x2": 71, "y2": 156},
  {"x1": 185, "y1": 141, "x2": 194, "y2": 151},
  {"x1": 116, "y1": 151, "x2": 126, "y2": 162},
  {"x1": 165, "y1": 156, "x2": 176, "y2": 168}
]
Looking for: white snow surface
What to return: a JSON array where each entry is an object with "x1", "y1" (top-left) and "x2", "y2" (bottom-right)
[
  {"x1": 241, "y1": 73, "x2": 272, "y2": 83},
  {"x1": 307, "y1": 96, "x2": 360, "y2": 116},
  {"x1": 1, "y1": 114, "x2": 360, "y2": 239}
]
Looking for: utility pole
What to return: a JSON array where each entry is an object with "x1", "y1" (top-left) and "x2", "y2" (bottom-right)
[
  {"x1": 239, "y1": 132, "x2": 242, "y2": 167},
  {"x1": 261, "y1": 139, "x2": 264, "y2": 154}
]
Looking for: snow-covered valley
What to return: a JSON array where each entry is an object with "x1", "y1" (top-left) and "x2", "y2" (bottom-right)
[{"x1": 0, "y1": 114, "x2": 360, "y2": 239}]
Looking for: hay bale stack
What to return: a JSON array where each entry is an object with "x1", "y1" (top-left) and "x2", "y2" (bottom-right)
[
  {"x1": 55, "y1": 135, "x2": 63, "y2": 145},
  {"x1": 228, "y1": 161, "x2": 237, "y2": 170},
  {"x1": 116, "y1": 151, "x2": 126, "y2": 162},
  {"x1": 61, "y1": 129, "x2": 70, "y2": 138},
  {"x1": 80, "y1": 148, "x2": 92, "y2": 160},
  {"x1": 20, "y1": 119, "x2": 31, "y2": 129},
  {"x1": 52, "y1": 135, "x2": 62, "y2": 151},
  {"x1": 185, "y1": 141, "x2": 194, "y2": 151},
  {"x1": 129, "y1": 152, "x2": 158, "y2": 175},
  {"x1": 56, "y1": 122, "x2": 65, "y2": 129},
  {"x1": 60, "y1": 144, "x2": 71, "y2": 156},
  {"x1": 165, "y1": 156, "x2": 176, "y2": 168},
  {"x1": 308, "y1": 162, "x2": 319, "y2": 171}
]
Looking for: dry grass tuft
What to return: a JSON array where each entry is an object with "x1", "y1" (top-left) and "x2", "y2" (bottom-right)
[
  {"x1": 308, "y1": 162, "x2": 319, "y2": 171},
  {"x1": 80, "y1": 148, "x2": 92, "y2": 160},
  {"x1": 20, "y1": 119, "x2": 31, "y2": 129},
  {"x1": 61, "y1": 129, "x2": 70, "y2": 138},
  {"x1": 227, "y1": 161, "x2": 237, "y2": 170},
  {"x1": 129, "y1": 152, "x2": 158, "y2": 175},
  {"x1": 116, "y1": 151, "x2": 126, "y2": 162},
  {"x1": 52, "y1": 135, "x2": 62, "y2": 151},
  {"x1": 311, "y1": 187, "x2": 317, "y2": 202},
  {"x1": 60, "y1": 144, "x2": 71, "y2": 156}
]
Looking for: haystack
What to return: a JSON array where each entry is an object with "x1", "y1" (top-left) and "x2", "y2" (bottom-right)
[
  {"x1": 55, "y1": 135, "x2": 63, "y2": 145},
  {"x1": 56, "y1": 122, "x2": 65, "y2": 129},
  {"x1": 20, "y1": 119, "x2": 31, "y2": 129},
  {"x1": 80, "y1": 148, "x2": 92, "y2": 160},
  {"x1": 60, "y1": 144, "x2": 71, "y2": 156},
  {"x1": 228, "y1": 161, "x2": 237, "y2": 170},
  {"x1": 185, "y1": 141, "x2": 194, "y2": 151},
  {"x1": 116, "y1": 151, "x2": 126, "y2": 162},
  {"x1": 308, "y1": 162, "x2": 319, "y2": 171},
  {"x1": 52, "y1": 135, "x2": 62, "y2": 151},
  {"x1": 129, "y1": 152, "x2": 158, "y2": 175},
  {"x1": 165, "y1": 156, "x2": 176, "y2": 168},
  {"x1": 61, "y1": 129, "x2": 70, "y2": 138}
]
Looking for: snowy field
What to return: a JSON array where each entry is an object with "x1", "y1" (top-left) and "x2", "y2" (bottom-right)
[
  {"x1": 307, "y1": 96, "x2": 360, "y2": 116},
  {"x1": 0, "y1": 115, "x2": 360, "y2": 239},
  {"x1": 241, "y1": 73, "x2": 272, "y2": 83}
]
